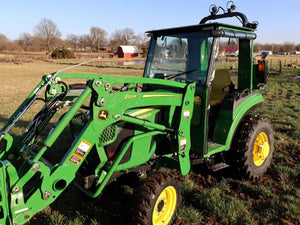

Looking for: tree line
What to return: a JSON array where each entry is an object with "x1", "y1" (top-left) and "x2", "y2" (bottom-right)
[
  {"x1": 0, "y1": 18, "x2": 149, "y2": 53},
  {"x1": 0, "y1": 18, "x2": 299, "y2": 54},
  {"x1": 220, "y1": 39, "x2": 300, "y2": 55},
  {"x1": 253, "y1": 43, "x2": 300, "y2": 54}
]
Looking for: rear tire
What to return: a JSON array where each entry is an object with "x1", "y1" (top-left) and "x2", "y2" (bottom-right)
[
  {"x1": 227, "y1": 115, "x2": 274, "y2": 180},
  {"x1": 132, "y1": 173, "x2": 180, "y2": 225}
]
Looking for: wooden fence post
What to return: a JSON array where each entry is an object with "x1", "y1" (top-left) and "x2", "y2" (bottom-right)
[{"x1": 279, "y1": 60, "x2": 282, "y2": 74}]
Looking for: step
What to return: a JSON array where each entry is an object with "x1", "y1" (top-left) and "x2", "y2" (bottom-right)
[
  {"x1": 207, "y1": 142, "x2": 227, "y2": 153},
  {"x1": 209, "y1": 162, "x2": 229, "y2": 171}
]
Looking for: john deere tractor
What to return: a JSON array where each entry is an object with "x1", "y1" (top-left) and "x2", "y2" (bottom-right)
[{"x1": 0, "y1": 2, "x2": 273, "y2": 225}]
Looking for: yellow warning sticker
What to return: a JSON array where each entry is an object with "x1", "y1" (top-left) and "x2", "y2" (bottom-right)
[
  {"x1": 69, "y1": 155, "x2": 81, "y2": 165},
  {"x1": 183, "y1": 110, "x2": 190, "y2": 119},
  {"x1": 75, "y1": 140, "x2": 91, "y2": 157},
  {"x1": 180, "y1": 138, "x2": 187, "y2": 151},
  {"x1": 69, "y1": 140, "x2": 92, "y2": 165}
]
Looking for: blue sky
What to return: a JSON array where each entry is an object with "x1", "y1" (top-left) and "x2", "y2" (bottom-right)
[{"x1": 0, "y1": 0, "x2": 299, "y2": 44}]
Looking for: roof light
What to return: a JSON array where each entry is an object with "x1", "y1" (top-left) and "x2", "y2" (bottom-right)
[
  {"x1": 227, "y1": 1, "x2": 236, "y2": 13},
  {"x1": 209, "y1": 4, "x2": 218, "y2": 15}
]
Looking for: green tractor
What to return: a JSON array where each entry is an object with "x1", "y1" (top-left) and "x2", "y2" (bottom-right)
[{"x1": 0, "y1": 2, "x2": 273, "y2": 225}]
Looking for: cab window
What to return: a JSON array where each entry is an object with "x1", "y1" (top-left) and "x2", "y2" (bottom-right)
[{"x1": 144, "y1": 32, "x2": 213, "y2": 85}]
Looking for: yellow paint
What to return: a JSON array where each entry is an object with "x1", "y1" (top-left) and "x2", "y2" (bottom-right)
[
  {"x1": 128, "y1": 107, "x2": 158, "y2": 117},
  {"x1": 137, "y1": 113, "x2": 152, "y2": 119},
  {"x1": 252, "y1": 132, "x2": 270, "y2": 166},
  {"x1": 142, "y1": 94, "x2": 178, "y2": 98},
  {"x1": 152, "y1": 186, "x2": 177, "y2": 225}
]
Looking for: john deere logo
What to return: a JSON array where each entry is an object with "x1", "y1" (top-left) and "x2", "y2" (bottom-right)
[{"x1": 98, "y1": 110, "x2": 109, "y2": 120}]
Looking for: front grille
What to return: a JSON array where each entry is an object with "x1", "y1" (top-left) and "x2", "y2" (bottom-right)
[{"x1": 99, "y1": 125, "x2": 117, "y2": 145}]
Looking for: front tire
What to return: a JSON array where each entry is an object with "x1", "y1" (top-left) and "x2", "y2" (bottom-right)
[
  {"x1": 228, "y1": 115, "x2": 274, "y2": 180},
  {"x1": 133, "y1": 173, "x2": 180, "y2": 225}
]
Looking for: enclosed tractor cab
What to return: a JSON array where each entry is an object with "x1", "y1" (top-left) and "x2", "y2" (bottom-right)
[
  {"x1": 143, "y1": 3, "x2": 272, "y2": 173},
  {"x1": 0, "y1": 2, "x2": 273, "y2": 225}
]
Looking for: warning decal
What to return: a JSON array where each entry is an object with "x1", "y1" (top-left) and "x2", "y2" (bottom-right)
[
  {"x1": 69, "y1": 140, "x2": 92, "y2": 165},
  {"x1": 183, "y1": 110, "x2": 190, "y2": 119},
  {"x1": 180, "y1": 138, "x2": 187, "y2": 151},
  {"x1": 76, "y1": 140, "x2": 91, "y2": 156},
  {"x1": 70, "y1": 155, "x2": 81, "y2": 165}
]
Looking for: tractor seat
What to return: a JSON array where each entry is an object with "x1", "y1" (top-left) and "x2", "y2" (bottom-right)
[{"x1": 210, "y1": 69, "x2": 232, "y2": 106}]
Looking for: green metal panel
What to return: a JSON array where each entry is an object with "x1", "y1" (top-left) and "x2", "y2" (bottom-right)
[
  {"x1": 238, "y1": 39, "x2": 253, "y2": 91},
  {"x1": 115, "y1": 109, "x2": 164, "y2": 171},
  {"x1": 200, "y1": 39, "x2": 210, "y2": 81},
  {"x1": 207, "y1": 93, "x2": 263, "y2": 157},
  {"x1": 176, "y1": 83, "x2": 196, "y2": 175},
  {"x1": 0, "y1": 161, "x2": 12, "y2": 224},
  {"x1": 190, "y1": 87, "x2": 208, "y2": 156},
  {"x1": 77, "y1": 130, "x2": 165, "y2": 198},
  {"x1": 0, "y1": 134, "x2": 13, "y2": 158},
  {"x1": 218, "y1": 26, "x2": 255, "y2": 34}
]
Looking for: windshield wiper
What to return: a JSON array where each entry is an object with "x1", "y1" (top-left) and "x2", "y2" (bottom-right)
[{"x1": 165, "y1": 69, "x2": 197, "y2": 80}]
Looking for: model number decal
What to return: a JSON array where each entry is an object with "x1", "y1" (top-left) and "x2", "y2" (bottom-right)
[{"x1": 124, "y1": 94, "x2": 136, "y2": 99}]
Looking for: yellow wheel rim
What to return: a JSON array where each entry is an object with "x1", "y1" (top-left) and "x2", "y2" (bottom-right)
[
  {"x1": 252, "y1": 132, "x2": 270, "y2": 166},
  {"x1": 152, "y1": 186, "x2": 177, "y2": 225}
]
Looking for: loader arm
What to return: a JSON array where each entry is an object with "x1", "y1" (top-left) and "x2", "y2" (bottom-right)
[{"x1": 0, "y1": 73, "x2": 195, "y2": 224}]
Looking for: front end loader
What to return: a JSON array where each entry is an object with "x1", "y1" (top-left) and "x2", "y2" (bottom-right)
[
  {"x1": 0, "y1": 69, "x2": 197, "y2": 224},
  {"x1": 0, "y1": 2, "x2": 273, "y2": 224}
]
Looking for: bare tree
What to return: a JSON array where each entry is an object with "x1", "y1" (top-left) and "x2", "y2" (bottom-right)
[
  {"x1": 122, "y1": 28, "x2": 135, "y2": 45},
  {"x1": 90, "y1": 26, "x2": 107, "y2": 53},
  {"x1": 16, "y1": 33, "x2": 34, "y2": 51},
  {"x1": 110, "y1": 28, "x2": 136, "y2": 49},
  {"x1": 134, "y1": 33, "x2": 150, "y2": 48},
  {"x1": 67, "y1": 34, "x2": 80, "y2": 52},
  {"x1": 79, "y1": 34, "x2": 92, "y2": 52},
  {"x1": 0, "y1": 33, "x2": 10, "y2": 51},
  {"x1": 271, "y1": 44, "x2": 280, "y2": 53},
  {"x1": 17, "y1": 33, "x2": 33, "y2": 46},
  {"x1": 34, "y1": 18, "x2": 61, "y2": 52},
  {"x1": 281, "y1": 42, "x2": 294, "y2": 53},
  {"x1": 134, "y1": 33, "x2": 150, "y2": 57},
  {"x1": 109, "y1": 29, "x2": 123, "y2": 49}
]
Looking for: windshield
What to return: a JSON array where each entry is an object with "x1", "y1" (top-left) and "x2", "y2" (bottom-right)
[{"x1": 144, "y1": 31, "x2": 213, "y2": 84}]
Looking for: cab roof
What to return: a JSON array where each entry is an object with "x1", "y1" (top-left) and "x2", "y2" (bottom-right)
[{"x1": 146, "y1": 22, "x2": 255, "y2": 36}]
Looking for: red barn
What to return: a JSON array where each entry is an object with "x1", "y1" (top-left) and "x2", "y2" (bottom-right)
[
  {"x1": 222, "y1": 46, "x2": 239, "y2": 56},
  {"x1": 117, "y1": 45, "x2": 139, "y2": 58}
]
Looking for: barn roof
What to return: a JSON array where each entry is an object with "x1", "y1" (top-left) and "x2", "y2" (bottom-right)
[{"x1": 119, "y1": 45, "x2": 138, "y2": 53}]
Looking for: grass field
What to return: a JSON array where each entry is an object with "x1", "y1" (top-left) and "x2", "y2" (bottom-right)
[{"x1": 0, "y1": 59, "x2": 299, "y2": 225}]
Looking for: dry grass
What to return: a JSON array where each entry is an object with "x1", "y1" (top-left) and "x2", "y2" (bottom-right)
[{"x1": 0, "y1": 60, "x2": 143, "y2": 117}]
